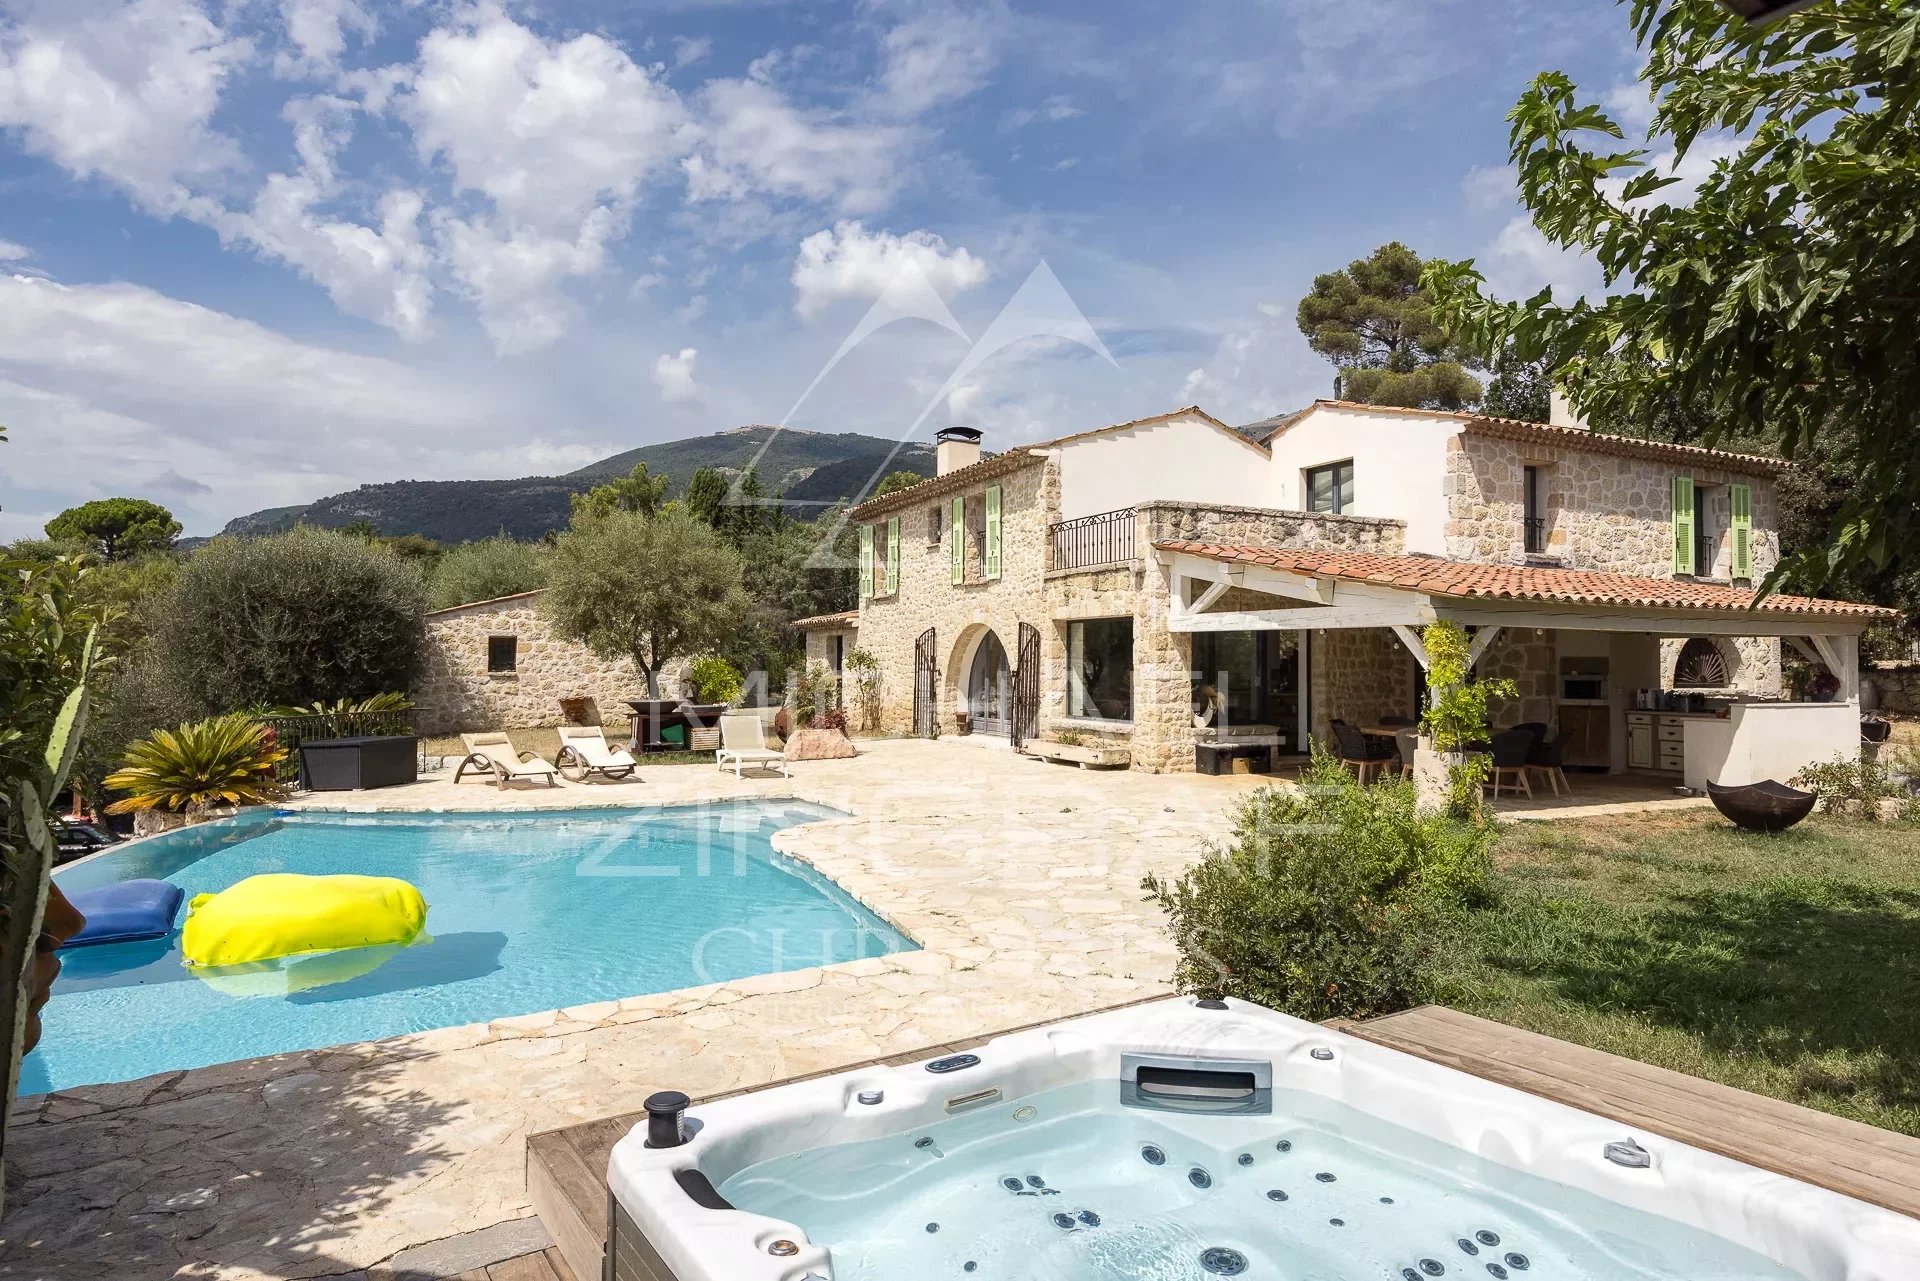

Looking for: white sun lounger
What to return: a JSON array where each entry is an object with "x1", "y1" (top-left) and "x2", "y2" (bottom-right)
[
  {"x1": 716, "y1": 712, "x2": 789, "y2": 779},
  {"x1": 555, "y1": 725, "x2": 640, "y2": 782},
  {"x1": 455, "y1": 732, "x2": 561, "y2": 789}
]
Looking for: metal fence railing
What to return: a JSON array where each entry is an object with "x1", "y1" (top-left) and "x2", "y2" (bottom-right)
[
  {"x1": 259, "y1": 710, "x2": 418, "y2": 783},
  {"x1": 1523, "y1": 516, "x2": 1548, "y2": 555},
  {"x1": 1049, "y1": 507, "x2": 1139, "y2": 572}
]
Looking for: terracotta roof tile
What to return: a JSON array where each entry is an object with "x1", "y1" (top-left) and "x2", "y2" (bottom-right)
[
  {"x1": 847, "y1": 448, "x2": 1040, "y2": 520},
  {"x1": 1154, "y1": 542, "x2": 1896, "y2": 620},
  {"x1": 791, "y1": 609, "x2": 860, "y2": 630}
]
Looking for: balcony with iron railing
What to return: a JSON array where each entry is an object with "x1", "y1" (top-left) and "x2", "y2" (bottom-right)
[
  {"x1": 1523, "y1": 516, "x2": 1548, "y2": 555},
  {"x1": 1049, "y1": 507, "x2": 1140, "y2": 572}
]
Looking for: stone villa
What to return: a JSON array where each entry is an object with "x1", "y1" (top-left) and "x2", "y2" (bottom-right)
[{"x1": 799, "y1": 402, "x2": 1892, "y2": 781}]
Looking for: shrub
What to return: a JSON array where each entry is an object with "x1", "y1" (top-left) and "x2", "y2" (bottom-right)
[
  {"x1": 685, "y1": 655, "x2": 744, "y2": 705},
  {"x1": 1143, "y1": 752, "x2": 1496, "y2": 1021},
  {"x1": 1793, "y1": 752, "x2": 1898, "y2": 820},
  {"x1": 844, "y1": 648, "x2": 882, "y2": 733},
  {"x1": 791, "y1": 661, "x2": 842, "y2": 729},
  {"x1": 147, "y1": 527, "x2": 427, "y2": 715},
  {"x1": 427, "y1": 535, "x2": 548, "y2": 611},
  {"x1": 104, "y1": 714, "x2": 288, "y2": 815}
]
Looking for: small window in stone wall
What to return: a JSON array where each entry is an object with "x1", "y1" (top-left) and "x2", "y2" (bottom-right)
[
  {"x1": 487, "y1": 634, "x2": 518, "y2": 673},
  {"x1": 928, "y1": 504, "x2": 943, "y2": 544}
]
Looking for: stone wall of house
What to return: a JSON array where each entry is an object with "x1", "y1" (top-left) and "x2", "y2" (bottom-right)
[
  {"x1": 1447, "y1": 434, "x2": 1781, "y2": 580},
  {"x1": 1657, "y1": 635, "x2": 1784, "y2": 699},
  {"x1": 1140, "y1": 502, "x2": 1406, "y2": 556},
  {"x1": 852, "y1": 459, "x2": 1054, "y2": 737},
  {"x1": 1309, "y1": 628, "x2": 1418, "y2": 748},
  {"x1": 416, "y1": 592, "x2": 651, "y2": 735},
  {"x1": 1477, "y1": 627, "x2": 1560, "y2": 730}
]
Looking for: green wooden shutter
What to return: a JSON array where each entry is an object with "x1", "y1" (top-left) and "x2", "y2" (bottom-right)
[
  {"x1": 886, "y1": 516, "x2": 901, "y2": 595},
  {"x1": 950, "y1": 496, "x2": 965, "y2": 584},
  {"x1": 1671, "y1": 476, "x2": 1696, "y2": 576},
  {"x1": 1730, "y1": 483, "x2": 1753, "y2": 580},
  {"x1": 985, "y1": 484, "x2": 1003, "y2": 581},
  {"x1": 859, "y1": 524, "x2": 874, "y2": 599}
]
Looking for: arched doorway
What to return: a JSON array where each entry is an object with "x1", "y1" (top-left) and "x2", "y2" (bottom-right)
[{"x1": 967, "y1": 630, "x2": 1011, "y2": 736}]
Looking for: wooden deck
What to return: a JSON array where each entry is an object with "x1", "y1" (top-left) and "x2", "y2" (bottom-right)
[
  {"x1": 1349, "y1": 1005, "x2": 1920, "y2": 1221},
  {"x1": 451, "y1": 1247, "x2": 575, "y2": 1281},
  {"x1": 527, "y1": 1004, "x2": 1920, "y2": 1281}
]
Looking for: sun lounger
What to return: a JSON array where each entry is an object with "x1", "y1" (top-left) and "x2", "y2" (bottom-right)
[
  {"x1": 554, "y1": 725, "x2": 640, "y2": 782},
  {"x1": 716, "y1": 712, "x2": 789, "y2": 779},
  {"x1": 455, "y1": 733, "x2": 561, "y2": 789}
]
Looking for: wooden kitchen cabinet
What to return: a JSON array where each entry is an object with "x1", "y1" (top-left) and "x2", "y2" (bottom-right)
[
  {"x1": 1626, "y1": 712, "x2": 1656, "y2": 770},
  {"x1": 1558, "y1": 705, "x2": 1611, "y2": 768}
]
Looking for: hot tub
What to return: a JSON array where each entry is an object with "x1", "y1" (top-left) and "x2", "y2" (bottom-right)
[{"x1": 606, "y1": 998, "x2": 1920, "y2": 1281}]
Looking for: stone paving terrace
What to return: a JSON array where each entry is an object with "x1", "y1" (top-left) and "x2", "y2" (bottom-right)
[{"x1": 2, "y1": 739, "x2": 1272, "y2": 1281}]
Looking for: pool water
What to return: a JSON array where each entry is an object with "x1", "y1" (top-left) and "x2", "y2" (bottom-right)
[
  {"x1": 718, "y1": 1081, "x2": 1803, "y2": 1281},
  {"x1": 29, "y1": 802, "x2": 912, "y2": 1094}
]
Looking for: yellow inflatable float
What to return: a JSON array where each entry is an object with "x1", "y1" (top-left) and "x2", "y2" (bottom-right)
[{"x1": 183, "y1": 873, "x2": 428, "y2": 968}]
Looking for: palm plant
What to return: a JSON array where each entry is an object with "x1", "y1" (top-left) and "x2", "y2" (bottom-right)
[{"x1": 104, "y1": 714, "x2": 288, "y2": 815}]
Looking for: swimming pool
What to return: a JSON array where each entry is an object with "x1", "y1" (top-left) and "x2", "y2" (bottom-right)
[
  {"x1": 30, "y1": 802, "x2": 912, "y2": 1095},
  {"x1": 608, "y1": 999, "x2": 1920, "y2": 1281}
]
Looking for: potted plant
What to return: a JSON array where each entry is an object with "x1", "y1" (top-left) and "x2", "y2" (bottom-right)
[{"x1": 1808, "y1": 669, "x2": 1842, "y2": 703}]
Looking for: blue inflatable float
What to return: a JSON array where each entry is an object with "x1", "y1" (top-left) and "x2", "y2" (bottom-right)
[{"x1": 62, "y1": 879, "x2": 185, "y2": 948}]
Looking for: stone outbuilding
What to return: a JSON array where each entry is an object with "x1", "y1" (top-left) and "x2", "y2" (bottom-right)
[{"x1": 415, "y1": 591, "x2": 647, "y2": 736}]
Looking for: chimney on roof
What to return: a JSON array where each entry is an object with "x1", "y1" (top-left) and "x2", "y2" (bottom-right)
[
  {"x1": 1548, "y1": 389, "x2": 1591, "y2": 431},
  {"x1": 935, "y1": 426, "x2": 983, "y2": 476}
]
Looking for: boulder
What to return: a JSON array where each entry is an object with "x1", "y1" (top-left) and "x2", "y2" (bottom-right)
[{"x1": 784, "y1": 728, "x2": 858, "y2": 761}]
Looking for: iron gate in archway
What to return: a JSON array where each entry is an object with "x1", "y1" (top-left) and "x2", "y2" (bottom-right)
[{"x1": 912, "y1": 627, "x2": 938, "y2": 738}]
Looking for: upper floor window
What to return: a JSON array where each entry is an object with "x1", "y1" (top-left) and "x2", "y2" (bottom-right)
[
  {"x1": 487, "y1": 635, "x2": 518, "y2": 673},
  {"x1": 1523, "y1": 465, "x2": 1548, "y2": 554},
  {"x1": 1305, "y1": 461, "x2": 1355, "y2": 514}
]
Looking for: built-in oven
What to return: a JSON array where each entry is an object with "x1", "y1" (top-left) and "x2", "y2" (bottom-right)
[{"x1": 1559, "y1": 657, "x2": 1609, "y2": 702}]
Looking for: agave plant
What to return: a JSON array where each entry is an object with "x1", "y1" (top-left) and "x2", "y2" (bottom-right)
[
  {"x1": 104, "y1": 714, "x2": 289, "y2": 815},
  {"x1": 267, "y1": 692, "x2": 414, "y2": 717}
]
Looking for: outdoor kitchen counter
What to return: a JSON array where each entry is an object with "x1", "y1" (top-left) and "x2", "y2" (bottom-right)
[{"x1": 1681, "y1": 700, "x2": 1859, "y2": 791}]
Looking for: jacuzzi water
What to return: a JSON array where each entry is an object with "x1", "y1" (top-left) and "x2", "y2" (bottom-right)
[
  {"x1": 718, "y1": 1080, "x2": 1801, "y2": 1280},
  {"x1": 30, "y1": 801, "x2": 911, "y2": 1094},
  {"x1": 607, "y1": 999, "x2": 1920, "y2": 1281}
]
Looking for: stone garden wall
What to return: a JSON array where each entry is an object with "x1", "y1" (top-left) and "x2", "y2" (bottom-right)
[
  {"x1": 1869, "y1": 663, "x2": 1920, "y2": 717},
  {"x1": 416, "y1": 592, "x2": 649, "y2": 735}
]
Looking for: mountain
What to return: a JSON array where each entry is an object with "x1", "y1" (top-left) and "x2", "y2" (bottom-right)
[{"x1": 218, "y1": 426, "x2": 937, "y2": 544}]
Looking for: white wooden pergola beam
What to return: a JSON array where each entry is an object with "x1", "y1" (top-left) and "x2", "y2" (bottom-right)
[
  {"x1": 1438, "y1": 606, "x2": 1874, "y2": 640},
  {"x1": 1466, "y1": 625, "x2": 1504, "y2": 666},
  {"x1": 1390, "y1": 624, "x2": 1430, "y2": 670}
]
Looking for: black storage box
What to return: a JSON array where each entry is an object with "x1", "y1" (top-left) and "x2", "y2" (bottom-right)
[
  {"x1": 1196, "y1": 742, "x2": 1272, "y2": 776},
  {"x1": 299, "y1": 735, "x2": 420, "y2": 791}
]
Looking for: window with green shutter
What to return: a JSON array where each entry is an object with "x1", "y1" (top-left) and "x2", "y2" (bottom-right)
[
  {"x1": 886, "y1": 516, "x2": 901, "y2": 595},
  {"x1": 951, "y1": 496, "x2": 965, "y2": 584},
  {"x1": 985, "y1": 484, "x2": 1003, "y2": 580},
  {"x1": 859, "y1": 524, "x2": 874, "y2": 598},
  {"x1": 1730, "y1": 483, "x2": 1753, "y2": 580},
  {"x1": 1671, "y1": 476, "x2": 1696, "y2": 576}
]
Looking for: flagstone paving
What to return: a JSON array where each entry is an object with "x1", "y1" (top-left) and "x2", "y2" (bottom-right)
[{"x1": 1, "y1": 739, "x2": 1271, "y2": 1280}]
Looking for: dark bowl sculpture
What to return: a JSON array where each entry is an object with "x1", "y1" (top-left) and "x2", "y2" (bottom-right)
[{"x1": 1707, "y1": 779, "x2": 1818, "y2": 833}]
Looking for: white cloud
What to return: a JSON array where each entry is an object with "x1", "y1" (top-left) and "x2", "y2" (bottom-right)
[
  {"x1": 0, "y1": 239, "x2": 28, "y2": 261},
  {"x1": 402, "y1": 1, "x2": 689, "y2": 350},
  {"x1": 1003, "y1": 94, "x2": 1083, "y2": 130},
  {"x1": 1477, "y1": 215, "x2": 1606, "y2": 304},
  {"x1": 684, "y1": 77, "x2": 910, "y2": 215},
  {"x1": 1461, "y1": 163, "x2": 1516, "y2": 214},
  {"x1": 1603, "y1": 79, "x2": 1656, "y2": 134},
  {"x1": 275, "y1": 0, "x2": 377, "y2": 78},
  {"x1": 0, "y1": 0, "x2": 251, "y2": 213},
  {"x1": 870, "y1": 4, "x2": 999, "y2": 118},
  {"x1": 653, "y1": 347, "x2": 700, "y2": 402},
  {"x1": 671, "y1": 35, "x2": 711, "y2": 68},
  {"x1": 792, "y1": 220, "x2": 988, "y2": 319},
  {"x1": 1179, "y1": 303, "x2": 1330, "y2": 424},
  {"x1": 0, "y1": 272, "x2": 510, "y2": 536}
]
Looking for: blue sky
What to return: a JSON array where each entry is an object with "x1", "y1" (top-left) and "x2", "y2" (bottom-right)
[{"x1": 0, "y1": 0, "x2": 1646, "y2": 538}]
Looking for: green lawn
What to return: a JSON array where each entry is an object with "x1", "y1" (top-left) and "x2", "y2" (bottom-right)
[{"x1": 1448, "y1": 811, "x2": 1920, "y2": 1136}]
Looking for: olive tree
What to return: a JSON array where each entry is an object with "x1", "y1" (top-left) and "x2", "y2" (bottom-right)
[
  {"x1": 542, "y1": 507, "x2": 751, "y2": 697},
  {"x1": 428, "y1": 535, "x2": 549, "y2": 610},
  {"x1": 147, "y1": 527, "x2": 427, "y2": 714}
]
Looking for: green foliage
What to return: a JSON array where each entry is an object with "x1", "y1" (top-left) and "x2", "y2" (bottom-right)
[
  {"x1": 103, "y1": 714, "x2": 288, "y2": 815},
  {"x1": 0, "y1": 554, "x2": 104, "y2": 1207},
  {"x1": 1424, "y1": 0, "x2": 1920, "y2": 593},
  {"x1": 683, "y1": 467, "x2": 730, "y2": 528},
  {"x1": 1142, "y1": 753, "x2": 1495, "y2": 1020},
  {"x1": 45, "y1": 497, "x2": 182, "y2": 560},
  {"x1": 1297, "y1": 242, "x2": 1484, "y2": 410},
  {"x1": 268, "y1": 692, "x2": 414, "y2": 716},
  {"x1": 427, "y1": 535, "x2": 549, "y2": 610},
  {"x1": 1792, "y1": 752, "x2": 1899, "y2": 820},
  {"x1": 571, "y1": 462, "x2": 670, "y2": 521},
  {"x1": 1419, "y1": 621, "x2": 1517, "y2": 817},
  {"x1": 844, "y1": 647, "x2": 883, "y2": 733},
  {"x1": 791, "y1": 661, "x2": 841, "y2": 729},
  {"x1": 543, "y1": 506, "x2": 751, "y2": 697},
  {"x1": 1479, "y1": 346, "x2": 1553, "y2": 423},
  {"x1": 146, "y1": 526, "x2": 428, "y2": 715},
  {"x1": 873, "y1": 470, "x2": 924, "y2": 498},
  {"x1": 685, "y1": 655, "x2": 745, "y2": 706},
  {"x1": 723, "y1": 512, "x2": 858, "y2": 683}
]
